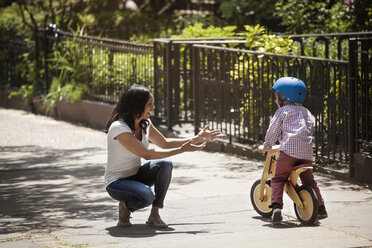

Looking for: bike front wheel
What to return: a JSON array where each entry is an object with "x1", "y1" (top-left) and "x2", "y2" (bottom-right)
[
  {"x1": 250, "y1": 179, "x2": 273, "y2": 217},
  {"x1": 294, "y1": 185, "x2": 318, "y2": 225}
]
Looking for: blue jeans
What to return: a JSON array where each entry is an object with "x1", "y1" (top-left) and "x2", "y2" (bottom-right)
[{"x1": 106, "y1": 159, "x2": 173, "y2": 212}]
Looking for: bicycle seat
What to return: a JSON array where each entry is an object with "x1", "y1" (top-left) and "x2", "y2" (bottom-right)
[{"x1": 289, "y1": 164, "x2": 313, "y2": 185}]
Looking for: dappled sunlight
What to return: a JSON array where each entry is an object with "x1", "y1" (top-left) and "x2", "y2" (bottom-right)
[{"x1": 0, "y1": 144, "x2": 114, "y2": 234}]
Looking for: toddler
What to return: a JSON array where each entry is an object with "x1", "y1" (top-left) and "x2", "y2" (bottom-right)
[{"x1": 259, "y1": 77, "x2": 328, "y2": 223}]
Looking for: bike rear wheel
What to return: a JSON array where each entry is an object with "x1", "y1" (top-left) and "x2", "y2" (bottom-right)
[
  {"x1": 250, "y1": 179, "x2": 272, "y2": 217},
  {"x1": 294, "y1": 185, "x2": 318, "y2": 225}
]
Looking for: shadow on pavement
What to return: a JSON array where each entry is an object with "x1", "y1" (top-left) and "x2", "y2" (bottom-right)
[
  {"x1": 106, "y1": 224, "x2": 209, "y2": 238},
  {"x1": 0, "y1": 144, "x2": 211, "y2": 235},
  {"x1": 252, "y1": 216, "x2": 320, "y2": 229},
  {"x1": 0, "y1": 145, "x2": 114, "y2": 234},
  {"x1": 264, "y1": 221, "x2": 306, "y2": 229}
]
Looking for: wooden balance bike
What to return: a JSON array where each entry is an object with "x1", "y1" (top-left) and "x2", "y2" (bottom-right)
[{"x1": 250, "y1": 146, "x2": 318, "y2": 225}]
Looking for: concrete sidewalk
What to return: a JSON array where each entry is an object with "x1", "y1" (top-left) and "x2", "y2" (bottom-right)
[{"x1": 0, "y1": 108, "x2": 371, "y2": 248}]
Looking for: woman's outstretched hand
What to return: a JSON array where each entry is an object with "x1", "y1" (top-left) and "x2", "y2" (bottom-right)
[
  {"x1": 195, "y1": 124, "x2": 222, "y2": 143},
  {"x1": 180, "y1": 140, "x2": 206, "y2": 152}
]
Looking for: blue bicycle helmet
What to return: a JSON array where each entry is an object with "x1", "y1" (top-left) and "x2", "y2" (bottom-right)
[{"x1": 272, "y1": 77, "x2": 307, "y2": 105}]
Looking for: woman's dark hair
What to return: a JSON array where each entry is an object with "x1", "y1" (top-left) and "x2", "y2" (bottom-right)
[{"x1": 105, "y1": 85, "x2": 151, "y2": 133}]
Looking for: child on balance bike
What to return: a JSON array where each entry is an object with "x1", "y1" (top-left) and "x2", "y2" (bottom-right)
[{"x1": 259, "y1": 76, "x2": 328, "y2": 223}]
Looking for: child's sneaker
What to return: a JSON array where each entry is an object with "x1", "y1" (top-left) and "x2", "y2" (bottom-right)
[
  {"x1": 271, "y1": 203, "x2": 283, "y2": 223},
  {"x1": 318, "y1": 205, "x2": 328, "y2": 219}
]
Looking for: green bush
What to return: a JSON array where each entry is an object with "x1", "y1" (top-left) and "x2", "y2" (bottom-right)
[
  {"x1": 274, "y1": 0, "x2": 355, "y2": 34},
  {"x1": 243, "y1": 24, "x2": 293, "y2": 54},
  {"x1": 7, "y1": 40, "x2": 45, "y2": 111},
  {"x1": 43, "y1": 36, "x2": 90, "y2": 107},
  {"x1": 0, "y1": 3, "x2": 31, "y2": 40},
  {"x1": 232, "y1": 24, "x2": 294, "y2": 81},
  {"x1": 171, "y1": 22, "x2": 237, "y2": 39}
]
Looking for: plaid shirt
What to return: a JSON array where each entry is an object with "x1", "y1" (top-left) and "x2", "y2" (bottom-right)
[{"x1": 264, "y1": 104, "x2": 314, "y2": 161}]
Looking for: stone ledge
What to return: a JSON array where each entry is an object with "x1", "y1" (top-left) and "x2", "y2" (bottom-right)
[{"x1": 354, "y1": 153, "x2": 372, "y2": 184}]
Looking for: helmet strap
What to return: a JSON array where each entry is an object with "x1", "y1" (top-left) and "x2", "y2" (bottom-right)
[{"x1": 278, "y1": 93, "x2": 285, "y2": 107}]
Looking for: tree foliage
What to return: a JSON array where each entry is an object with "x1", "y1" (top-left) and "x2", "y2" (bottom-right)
[
  {"x1": 274, "y1": 0, "x2": 371, "y2": 33},
  {"x1": 243, "y1": 25, "x2": 293, "y2": 54},
  {"x1": 0, "y1": 0, "x2": 371, "y2": 42},
  {"x1": 217, "y1": 0, "x2": 281, "y2": 31}
]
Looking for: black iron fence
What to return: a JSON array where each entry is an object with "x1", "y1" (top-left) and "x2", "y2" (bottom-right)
[
  {"x1": 0, "y1": 27, "x2": 153, "y2": 103},
  {"x1": 34, "y1": 26, "x2": 154, "y2": 103},
  {"x1": 281, "y1": 32, "x2": 372, "y2": 60},
  {"x1": 192, "y1": 45, "x2": 349, "y2": 170},
  {"x1": 153, "y1": 33, "x2": 372, "y2": 129},
  {"x1": 153, "y1": 37, "x2": 246, "y2": 127},
  {"x1": 154, "y1": 33, "x2": 372, "y2": 176}
]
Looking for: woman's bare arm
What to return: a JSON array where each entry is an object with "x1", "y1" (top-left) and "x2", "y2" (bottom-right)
[{"x1": 115, "y1": 131, "x2": 206, "y2": 160}]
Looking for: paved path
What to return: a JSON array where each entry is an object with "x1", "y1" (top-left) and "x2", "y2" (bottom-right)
[{"x1": 0, "y1": 108, "x2": 371, "y2": 248}]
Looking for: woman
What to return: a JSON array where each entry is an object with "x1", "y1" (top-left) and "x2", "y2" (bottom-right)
[{"x1": 104, "y1": 85, "x2": 221, "y2": 228}]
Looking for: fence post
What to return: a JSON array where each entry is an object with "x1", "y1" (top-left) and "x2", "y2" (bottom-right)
[
  {"x1": 192, "y1": 45, "x2": 200, "y2": 135},
  {"x1": 165, "y1": 41, "x2": 173, "y2": 130},
  {"x1": 43, "y1": 24, "x2": 59, "y2": 92},
  {"x1": 348, "y1": 38, "x2": 357, "y2": 177},
  {"x1": 153, "y1": 39, "x2": 167, "y2": 125},
  {"x1": 43, "y1": 28, "x2": 49, "y2": 92},
  {"x1": 34, "y1": 29, "x2": 41, "y2": 90},
  {"x1": 173, "y1": 43, "x2": 180, "y2": 126},
  {"x1": 153, "y1": 40, "x2": 160, "y2": 120}
]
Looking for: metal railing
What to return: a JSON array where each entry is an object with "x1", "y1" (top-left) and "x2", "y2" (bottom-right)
[
  {"x1": 192, "y1": 45, "x2": 350, "y2": 168},
  {"x1": 153, "y1": 33, "x2": 372, "y2": 176},
  {"x1": 281, "y1": 31, "x2": 372, "y2": 60},
  {"x1": 153, "y1": 37, "x2": 246, "y2": 127},
  {"x1": 153, "y1": 33, "x2": 372, "y2": 129},
  {"x1": 34, "y1": 26, "x2": 154, "y2": 103}
]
